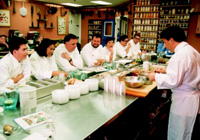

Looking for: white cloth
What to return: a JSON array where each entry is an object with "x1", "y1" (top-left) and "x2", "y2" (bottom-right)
[
  {"x1": 29, "y1": 52, "x2": 58, "y2": 80},
  {"x1": 0, "y1": 53, "x2": 31, "y2": 87},
  {"x1": 102, "y1": 46, "x2": 116, "y2": 62},
  {"x1": 114, "y1": 42, "x2": 128, "y2": 60},
  {"x1": 127, "y1": 39, "x2": 141, "y2": 59},
  {"x1": 81, "y1": 42, "x2": 104, "y2": 67},
  {"x1": 155, "y1": 42, "x2": 200, "y2": 140},
  {"x1": 54, "y1": 43, "x2": 83, "y2": 72}
]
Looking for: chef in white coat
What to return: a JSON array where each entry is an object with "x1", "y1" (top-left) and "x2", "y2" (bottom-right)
[
  {"x1": 148, "y1": 26, "x2": 200, "y2": 140},
  {"x1": 114, "y1": 35, "x2": 131, "y2": 60},
  {"x1": 81, "y1": 34, "x2": 105, "y2": 67},
  {"x1": 0, "y1": 37, "x2": 31, "y2": 87},
  {"x1": 102, "y1": 37, "x2": 116, "y2": 62},
  {"x1": 54, "y1": 34, "x2": 83, "y2": 72},
  {"x1": 30, "y1": 38, "x2": 68, "y2": 80},
  {"x1": 127, "y1": 33, "x2": 141, "y2": 59}
]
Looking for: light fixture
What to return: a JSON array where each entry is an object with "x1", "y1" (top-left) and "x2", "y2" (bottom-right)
[
  {"x1": 90, "y1": 1, "x2": 112, "y2": 5},
  {"x1": 61, "y1": 3, "x2": 82, "y2": 7}
]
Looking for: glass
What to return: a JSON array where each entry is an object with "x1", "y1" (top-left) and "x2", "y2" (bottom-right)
[
  {"x1": 0, "y1": 91, "x2": 18, "y2": 110},
  {"x1": 19, "y1": 92, "x2": 31, "y2": 116}
]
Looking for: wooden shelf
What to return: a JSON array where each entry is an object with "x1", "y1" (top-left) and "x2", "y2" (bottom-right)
[
  {"x1": 133, "y1": 30, "x2": 158, "y2": 32},
  {"x1": 134, "y1": 24, "x2": 158, "y2": 26},
  {"x1": 160, "y1": 14, "x2": 190, "y2": 16},
  {"x1": 88, "y1": 24, "x2": 101, "y2": 25},
  {"x1": 37, "y1": 19, "x2": 48, "y2": 22},
  {"x1": 45, "y1": 26, "x2": 54, "y2": 29},
  {"x1": 134, "y1": 18, "x2": 159, "y2": 19},
  {"x1": 134, "y1": 4, "x2": 160, "y2": 7},
  {"x1": 134, "y1": 11, "x2": 159, "y2": 13},
  {"x1": 160, "y1": 5, "x2": 191, "y2": 8},
  {"x1": 140, "y1": 42, "x2": 157, "y2": 45},
  {"x1": 140, "y1": 37, "x2": 157, "y2": 39},
  {"x1": 29, "y1": 26, "x2": 40, "y2": 28}
]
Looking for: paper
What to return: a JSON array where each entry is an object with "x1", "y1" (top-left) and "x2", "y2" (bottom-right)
[
  {"x1": 14, "y1": 111, "x2": 47, "y2": 129},
  {"x1": 114, "y1": 59, "x2": 133, "y2": 65}
]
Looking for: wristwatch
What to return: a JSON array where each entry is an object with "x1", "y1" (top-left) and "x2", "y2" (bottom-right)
[{"x1": 69, "y1": 57, "x2": 72, "y2": 63}]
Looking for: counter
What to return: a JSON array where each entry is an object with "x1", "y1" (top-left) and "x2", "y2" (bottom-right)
[{"x1": 0, "y1": 90, "x2": 138, "y2": 140}]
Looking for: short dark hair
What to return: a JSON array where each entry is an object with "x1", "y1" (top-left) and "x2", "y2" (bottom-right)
[
  {"x1": 64, "y1": 34, "x2": 78, "y2": 43},
  {"x1": 92, "y1": 34, "x2": 101, "y2": 39},
  {"x1": 134, "y1": 33, "x2": 140, "y2": 38},
  {"x1": 35, "y1": 38, "x2": 55, "y2": 57},
  {"x1": 160, "y1": 26, "x2": 186, "y2": 42},
  {"x1": 0, "y1": 35, "x2": 7, "y2": 38},
  {"x1": 119, "y1": 35, "x2": 128, "y2": 42},
  {"x1": 9, "y1": 37, "x2": 27, "y2": 54},
  {"x1": 105, "y1": 37, "x2": 114, "y2": 44}
]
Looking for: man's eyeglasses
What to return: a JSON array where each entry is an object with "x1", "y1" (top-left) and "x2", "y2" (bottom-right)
[{"x1": 134, "y1": 38, "x2": 140, "y2": 40}]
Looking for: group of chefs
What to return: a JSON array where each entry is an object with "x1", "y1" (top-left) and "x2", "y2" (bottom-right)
[{"x1": 0, "y1": 26, "x2": 200, "y2": 140}]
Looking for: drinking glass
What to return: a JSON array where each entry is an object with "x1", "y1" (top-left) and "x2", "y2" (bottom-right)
[{"x1": 0, "y1": 91, "x2": 18, "y2": 110}]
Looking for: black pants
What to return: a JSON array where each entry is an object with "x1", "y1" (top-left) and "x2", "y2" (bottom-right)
[{"x1": 192, "y1": 114, "x2": 200, "y2": 140}]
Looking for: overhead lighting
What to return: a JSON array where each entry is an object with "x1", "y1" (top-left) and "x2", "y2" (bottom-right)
[
  {"x1": 90, "y1": 1, "x2": 112, "y2": 5},
  {"x1": 61, "y1": 3, "x2": 82, "y2": 7}
]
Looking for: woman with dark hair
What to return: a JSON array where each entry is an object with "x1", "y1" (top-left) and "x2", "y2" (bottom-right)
[{"x1": 30, "y1": 38, "x2": 68, "y2": 80}]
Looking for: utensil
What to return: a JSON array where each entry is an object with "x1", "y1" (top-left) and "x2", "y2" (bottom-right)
[
  {"x1": 123, "y1": 76, "x2": 146, "y2": 88},
  {"x1": 20, "y1": 0, "x2": 27, "y2": 17}
]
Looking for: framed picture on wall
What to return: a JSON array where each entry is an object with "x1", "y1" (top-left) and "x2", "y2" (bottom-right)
[
  {"x1": 0, "y1": 10, "x2": 11, "y2": 27},
  {"x1": 57, "y1": 16, "x2": 66, "y2": 35}
]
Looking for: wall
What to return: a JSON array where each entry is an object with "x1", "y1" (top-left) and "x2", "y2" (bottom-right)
[
  {"x1": 187, "y1": 0, "x2": 200, "y2": 52},
  {"x1": 0, "y1": 1, "x2": 69, "y2": 40},
  {"x1": 81, "y1": 10, "x2": 118, "y2": 48}
]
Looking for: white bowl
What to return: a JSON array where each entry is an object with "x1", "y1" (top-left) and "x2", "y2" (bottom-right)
[
  {"x1": 52, "y1": 89, "x2": 69, "y2": 104},
  {"x1": 75, "y1": 82, "x2": 89, "y2": 95},
  {"x1": 85, "y1": 78, "x2": 99, "y2": 91},
  {"x1": 65, "y1": 85, "x2": 80, "y2": 99}
]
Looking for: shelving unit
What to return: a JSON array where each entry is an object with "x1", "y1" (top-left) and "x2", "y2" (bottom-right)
[
  {"x1": 88, "y1": 20, "x2": 102, "y2": 42},
  {"x1": 133, "y1": 1, "x2": 160, "y2": 52},
  {"x1": 158, "y1": 0, "x2": 191, "y2": 43},
  {"x1": 30, "y1": 15, "x2": 54, "y2": 29}
]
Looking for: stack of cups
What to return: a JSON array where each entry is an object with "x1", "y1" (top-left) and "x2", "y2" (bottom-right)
[
  {"x1": 104, "y1": 74, "x2": 126, "y2": 95},
  {"x1": 143, "y1": 61, "x2": 150, "y2": 72}
]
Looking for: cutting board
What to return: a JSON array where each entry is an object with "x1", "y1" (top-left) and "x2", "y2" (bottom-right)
[{"x1": 125, "y1": 81, "x2": 157, "y2": 98}]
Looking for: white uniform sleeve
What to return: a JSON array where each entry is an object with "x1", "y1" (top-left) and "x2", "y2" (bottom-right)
[
  {"x1": 115, "y1": 44, "x2": 126, "y2": 58},
  {"x1": 0, "y1": 62, "x2": 14, "y2": 87},
  {"x1": 18, "y1": 57, "x2": 31, "y2": 84},
  {"x1": 81, "y1": 45, "x2": 96, "y2": 67},
  {"x1": 54, "y1": 48, "x2": 76, "y2": 72},
  {"x1": 155, "y1": 57, "x2": 186, "y2": 89}
]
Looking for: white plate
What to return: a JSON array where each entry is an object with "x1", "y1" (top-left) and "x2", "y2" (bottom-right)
[{"x1": 115, "y1": 59, "x2": 133, "y2": 65}]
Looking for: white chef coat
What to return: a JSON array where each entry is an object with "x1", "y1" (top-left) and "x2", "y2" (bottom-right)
[
  {"x1": 102, "y1": 46, "x2": 116, "y2": 62},
  {"x1": 81, "y1": 42, "x2": 104, "y2": 67},
  {"x1": 155, "y1": 42, "x2": 200, "y2": 140},
  {"x1": 114, "y1": 42, "x2": 128, "y2": 60},
  {"x1": 54, "y1": 43, "x2": 83, "y2": 72},
  {"x1": 0, "y1": 53, "x2": 31, "y2": 87},
  {"x1": 127, "y1": 39, "x2": 141, "y2": 59},
  {"x1": 30, "y1": 52, "x2": 58, "y2": 80}
]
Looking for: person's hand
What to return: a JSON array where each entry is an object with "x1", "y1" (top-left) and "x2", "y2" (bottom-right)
[
  {"x1": 155, "y1": 67, "x2": 166, "y2": 74},
  {"x1": 148, "y1": 73, "x2": 156, "y2": 81},
  {"x1": 61, "y1": 52, "x2": 70, "y2": 61},
  {"x1": 12, "y1": 74, "x2": 24, "y2": 83},
  {"x1": 94, "y1": 61, "x2": 100, "y2": 66},
  {"x1": 126, "y1": 43, "x2": 131, "y2": 54},
  {"x1": 97, "y1": 59, "x2": 106, "y2": 66},
  {"x1": 52, "y1": 71, "x2": 68, "y2": 78}
]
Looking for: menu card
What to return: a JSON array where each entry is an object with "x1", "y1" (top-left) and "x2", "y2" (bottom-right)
[{"x1": 14, "y1": 111, "x2": 47, "y2": 129}]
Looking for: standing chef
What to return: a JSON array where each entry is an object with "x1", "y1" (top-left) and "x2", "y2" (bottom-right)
[
  {"x1": 148, "y1": 26, "x2": 200, "y2": 140},
  {"x1": 0, "y1": 37, "x2": 31, "y2": 87}
]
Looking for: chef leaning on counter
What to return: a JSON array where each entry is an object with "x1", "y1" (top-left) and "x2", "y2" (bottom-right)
[
  {"x1": 148, "y1": 26, "x2": 200, "y2": 140},
  {"x1": 0, "y1": 36, "x2": 31, "y2": 87}
]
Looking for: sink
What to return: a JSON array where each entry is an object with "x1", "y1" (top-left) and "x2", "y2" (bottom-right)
[{"x1": 27, "y1": 79, "x2": 65, "y2": 100}]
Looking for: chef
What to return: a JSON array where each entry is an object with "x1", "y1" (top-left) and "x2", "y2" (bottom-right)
[
  {"x1": 30, "y1": 38, "x2": 68, "y2": 80},
  {"x1": 54, "y1": 34, "x2": 83, "y2": 72},
  {"x1": 127, "y1": 33, "x2": 141, "y2": 59},
  {"x1": 114, "y1": 35, "x2": 131, "y2": 60},
  {"x1": 148, "y1": 26, "x2": 200, "y2": 140},
  {"x1": 102, "y1": 37, "x2": 116, "y2": 62},
  {"x1": 81, "y1": 34, "x2": 105, "y2": 67},
  {"x1": 0, "y1": 36, "x2": 31, "y2": 87}
]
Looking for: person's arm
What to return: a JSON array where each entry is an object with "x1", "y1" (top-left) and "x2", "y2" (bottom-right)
[
  {"x1": 81, "y1": 45, "x2": 96, "y2": 67},
  {"x1": 54, "y1": 48, "x2": 76, "y2": 72},
  {"x1": 115, "y1": 44, "x2": 127, "y2": 58}
]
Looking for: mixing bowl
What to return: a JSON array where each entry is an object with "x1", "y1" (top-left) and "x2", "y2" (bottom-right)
[{"x1": 123, "y1": 76, "x2": 146, "y2": 88}]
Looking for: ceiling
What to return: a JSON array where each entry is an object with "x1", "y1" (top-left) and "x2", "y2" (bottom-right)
[{"x1": 34, "y1": 0, "x2": 133, "y2": 8}]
